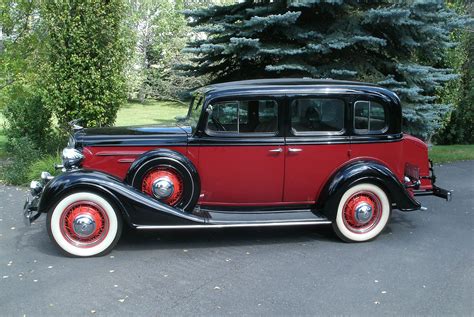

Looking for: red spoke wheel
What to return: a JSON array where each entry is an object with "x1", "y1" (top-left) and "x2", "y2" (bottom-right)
[
  {"x1": 141, "y1": 166, "x2": 184, "y2": 206},
  {"x1": 47, "y1": 192, "x2": 122, "y2": 257},
  {"x1": 342, "y1": 191, "x2": 382, "y2": 234},
  {"x1": 60, "y1": 201, "x2": 109, "y2": 248},
  {"x1": 128, "y1": 151, "x2": 201, "y2": 212},
  {"x1": 333, "y1": 183, "x2": 390, "y2": 242}
]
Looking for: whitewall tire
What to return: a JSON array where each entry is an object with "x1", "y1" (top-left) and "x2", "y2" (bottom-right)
[
  {"x1": 47, "y1": 192, "x2": 122, "y2": 257},
  {"x1": 333, "y1": 183, "x2": 390, "y2": 242}
]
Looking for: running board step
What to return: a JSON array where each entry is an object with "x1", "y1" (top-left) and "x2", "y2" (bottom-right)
[
  {"x1": 205, "y1": 209, "x2": 329, "y2": 224},
  {"x1": 136, "y1": 209, "x2": 331, "y2": 230}
]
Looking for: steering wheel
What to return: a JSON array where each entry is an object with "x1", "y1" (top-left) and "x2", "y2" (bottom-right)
[{"x1": 211, "y1": 116, "x2": 227, "y2": 131}]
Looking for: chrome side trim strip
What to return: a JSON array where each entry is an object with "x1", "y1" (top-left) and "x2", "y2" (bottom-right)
[
  {"x1": 96, "y1": 151, "x2": 145, "y2": 156},
  {"x1": 118, "y1": 158, "x2": 135, "y2": 163},
  {"x1": 135, "y1": 220, "x2": 332, "y2": 230}
]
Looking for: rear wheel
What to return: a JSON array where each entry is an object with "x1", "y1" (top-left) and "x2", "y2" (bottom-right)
[
  {"x1": 47, "y1": 192, "x2": 122, "y2": 257},
  {"x1": 333, "y1": 183, "x2": 390, "y2": 242}
]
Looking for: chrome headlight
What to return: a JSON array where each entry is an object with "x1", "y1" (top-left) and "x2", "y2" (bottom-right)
[
  {"x1": 62, "y1": 147, "x2": 84, "y2": 169},
  {"x1": 30, "y1": 180, "x2": 43, "y2": 196}
]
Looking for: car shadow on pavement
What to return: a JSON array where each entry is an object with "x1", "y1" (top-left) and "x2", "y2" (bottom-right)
[
  {"x1": 27, "y1": 211, "x2": 415, "y2": 256},
  {"x1": 115, "y1": 224, "x2": 339, "y2": 252},
  {"x1": 19, "y1": 221, "x2": 66, "y2": 257},
  {"x1": 389, "y1": 210, "x2": 419, "y2": 230}
]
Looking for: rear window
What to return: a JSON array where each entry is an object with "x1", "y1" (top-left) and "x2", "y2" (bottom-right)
[{"x1": 354, "y1": 101, "x2": 387, "y2": 134}]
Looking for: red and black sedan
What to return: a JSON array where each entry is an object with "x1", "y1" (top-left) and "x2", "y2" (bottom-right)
[{"x1": 24, "y1": 79, "x2": 451, "y2": 257}]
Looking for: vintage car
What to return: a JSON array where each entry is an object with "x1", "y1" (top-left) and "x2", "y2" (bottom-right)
[{"x1": 24, "y1": 78, "x2": 451, "y2": 257}]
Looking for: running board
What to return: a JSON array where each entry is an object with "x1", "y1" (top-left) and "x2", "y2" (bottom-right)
[
  {"x1": 136, "y1": 209, "x2": 331, "y2": 230},
  {"x1": 135, "y1": 220, "x2": 331, "y2": 230}
]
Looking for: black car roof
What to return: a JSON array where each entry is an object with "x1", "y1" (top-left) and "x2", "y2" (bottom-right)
[
  {"x1": 196, "y1": 78, "x2": 398, "y2": 102},
  {"x1": 206, "y1": 78, "x2": 377, "y2": 89}
]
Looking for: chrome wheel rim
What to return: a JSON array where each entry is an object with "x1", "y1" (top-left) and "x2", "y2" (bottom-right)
[
  {"x1": 60, "y1": 201, "x2": 109, "y2": 248},
  {"x1": 342, "y1": 191, "x2": 382, "y2": 234}
]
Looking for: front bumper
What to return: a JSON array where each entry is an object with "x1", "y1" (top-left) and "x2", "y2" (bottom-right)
[
  {"x1": 23, "y1": 194, "x2": 41, "y2": 226},
  {"x1": 23, "y1": 172, "x2": 54, "y2": 225}
]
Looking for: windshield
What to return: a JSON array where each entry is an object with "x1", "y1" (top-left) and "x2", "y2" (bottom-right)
[{"x1": 185, "y1": 94, "x2": 204, "y2": 130}]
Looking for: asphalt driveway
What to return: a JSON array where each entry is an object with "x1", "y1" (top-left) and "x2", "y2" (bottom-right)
[{"x1": 0, "y1": 161, "x2": 473, "y2": 316}]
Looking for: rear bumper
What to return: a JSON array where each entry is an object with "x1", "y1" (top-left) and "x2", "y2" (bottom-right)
[
  {"x1": 413, "y1": 185, "x2": 452, "y2": 202},
  {"x1": 411, "y1": 160, "x2": 452, "y2": 202}
]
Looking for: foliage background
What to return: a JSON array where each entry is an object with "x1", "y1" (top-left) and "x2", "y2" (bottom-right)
[
  {"x1": 183, "y1": 0, "x2": 473, "y2": 140},
  {"x1": 435, "y1": 1, "x2": 474, "y2": 144},
  {"x1": 42, "y1": 0, "x2": 128, "y2": 129},
  {"x1": 0, "y1": 0, "x2": 472, "y2": 184}
]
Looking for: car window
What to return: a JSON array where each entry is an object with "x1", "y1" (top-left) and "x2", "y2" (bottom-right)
[
  {"x1": 207, "y1": 100, "x2": 278, "y2": 134},
  {"x1": 290, "y1": 98, "x2": 344, "y2": 134},
  {"x1": 186, "y1": 95, "x2": 204, "y2": 129},
  {"x1": 354, "y1": 101, "x2": 387, "y2": 134}
]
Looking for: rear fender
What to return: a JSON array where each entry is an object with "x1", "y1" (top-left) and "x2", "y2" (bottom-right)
[
  {"x1": 317, "y1": 160, "x2": 421, "y2": 219},
  {"x1": 38, "y1": 170, "x2": 205, "y2": 227}
]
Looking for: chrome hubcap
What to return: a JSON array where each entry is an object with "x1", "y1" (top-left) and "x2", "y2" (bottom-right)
[
  {"x1": 152, "y1": 178, "x2": 174, "y2": 199},
  {"x1": 72, "y1": 215, "x2": 96, "y2": 237},
  {"x1": 354, "y1": 202, "x2": 373, "y2": 224}
]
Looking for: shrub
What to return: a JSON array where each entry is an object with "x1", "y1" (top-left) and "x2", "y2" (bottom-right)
[
  {"x1": 27, "y1": 153, "x2": 62, "y2": 181},
  {"x1": 1, "y1": 137, "x2": 40, "y2": 185},
  {"x1": 2, "y1": 88, "x2": 53, "y2": 152},
  {"x1": 42, "y1": 0, "x2": 128, "y2": 128},
  {"x1": 435, "y1": 29, "x2": 474, "y2": 144}
]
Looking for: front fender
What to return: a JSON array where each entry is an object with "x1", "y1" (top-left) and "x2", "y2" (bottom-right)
[
  {"x1": 38, "y1": 169, "x2": 205, "y2": 226},
  {"x1": 317, "y1": 160, "x2": 421, "y2": 219}
]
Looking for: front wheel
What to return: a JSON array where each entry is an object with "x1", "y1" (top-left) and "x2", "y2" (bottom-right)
[
  {"x1": 333, "y1": 183, "x2": 391, "y2": 242},
  {"x1": 47, "y1": 192, "x2": 122, "y2": 257}
]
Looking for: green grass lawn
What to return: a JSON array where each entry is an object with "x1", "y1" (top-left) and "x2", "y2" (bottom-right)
[
  {"x1": 429, "y1": 144, "x2": 474, "y2": 164},
  {"x1": 115, "y1": 100, "x2": 188, "y2": 126}
]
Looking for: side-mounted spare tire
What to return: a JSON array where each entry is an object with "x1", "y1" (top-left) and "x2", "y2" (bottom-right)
[{"x1": 125, "y1": 149, "x2": 200, "y2": 212}]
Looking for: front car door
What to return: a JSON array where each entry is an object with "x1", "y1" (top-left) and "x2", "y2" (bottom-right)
[
  {"x1": 284, "y1": 95, "x2": 351, "y2": 203},
  {"x1": 192, "y1": 96, "x2": 285, "y2": 206}
]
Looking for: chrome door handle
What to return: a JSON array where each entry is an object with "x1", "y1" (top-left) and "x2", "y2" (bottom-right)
[
  {"x1": 269, "y1": 148, "x2": 283, "y2": 153},
  {"x1": 288, "y1": 148, "x2": 302, "y2": 153}
]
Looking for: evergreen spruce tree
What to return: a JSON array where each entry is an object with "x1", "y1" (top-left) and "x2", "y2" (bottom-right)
[{"x1": 183, "y1": 0, "x2": 472, "y2": 139}]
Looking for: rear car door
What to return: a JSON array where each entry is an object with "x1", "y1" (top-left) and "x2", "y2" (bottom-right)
[
  {"x1": 195, "y1": 96, "x2": 285, "y2": 205},
  {"x1": 283, "y1": 95, "x2": 351, "y2": 203}
]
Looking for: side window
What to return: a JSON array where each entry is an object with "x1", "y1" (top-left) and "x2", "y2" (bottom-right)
[
  {"x1": 290, "y1": 98, "x2": 345, "y2": 134},
  {"x1": 207, "y1": 100, "x2": 278, "y2": 134},
  {"x1": 209, "y1": 102, "x2": 239, "y2": 132},
  {"x1": 354, "y1": 101, "x2": 387, "y2": 134}
]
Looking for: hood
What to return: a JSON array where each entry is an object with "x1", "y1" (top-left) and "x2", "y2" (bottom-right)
[{"x1": 75, "y1": 125, "x2": 192, "y2": 147}]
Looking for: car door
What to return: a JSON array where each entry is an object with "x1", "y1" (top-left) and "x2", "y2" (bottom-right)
[
  {"x1": 283, "y1": 95, "x2": 351, "y2": 203},
  {"x1": 194, "y1": 96, "x2": 285, "y2": 205}
]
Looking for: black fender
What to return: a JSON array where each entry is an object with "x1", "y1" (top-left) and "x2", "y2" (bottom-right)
[
  {"x1": 37, "y1": 169, "x2": 205, "y2": 227},
  {"x1": 317, "y1": 160, "x2": 421, "y2": 219},
  {"x1": 125, "y1": 149, "x2": 201, "y2": 211}
]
